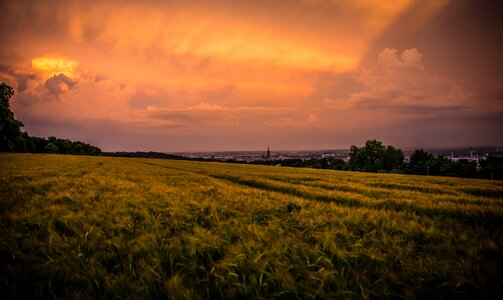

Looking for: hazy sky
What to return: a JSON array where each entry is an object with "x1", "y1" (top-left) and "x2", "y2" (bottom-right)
[{"x1": 1, "y1": 0, "x2": 502, "y2": 151}]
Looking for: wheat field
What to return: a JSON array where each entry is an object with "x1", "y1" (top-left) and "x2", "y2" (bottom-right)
[{"x1": 1, "y1": 153, "x2": 502, "y2": 298}]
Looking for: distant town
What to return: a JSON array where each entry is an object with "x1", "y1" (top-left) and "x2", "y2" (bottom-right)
[{"x1": 176, "y1": 146, "x2": 503, "y2": 164}]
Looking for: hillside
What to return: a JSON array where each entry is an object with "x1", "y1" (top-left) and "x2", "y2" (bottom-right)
[{"x1": 1, "y1": 153, "x2": 502, "y2": 298}]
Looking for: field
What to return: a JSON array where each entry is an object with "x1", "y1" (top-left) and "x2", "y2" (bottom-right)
[{"x1": 1, "y1": 153, "x2": 502, "y2": 299}]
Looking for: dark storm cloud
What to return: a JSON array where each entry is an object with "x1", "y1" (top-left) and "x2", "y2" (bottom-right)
[{"x1": 366, "y1": 0, "x2": 503, "y2": 98}]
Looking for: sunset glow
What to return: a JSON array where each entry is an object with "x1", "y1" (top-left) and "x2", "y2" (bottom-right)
[
  {"x1": 31, "y1": 57, "x2": 79, "y2": 79},
  {"x1": 0, "y1": 0, "x2": 501, "y2": 151}
]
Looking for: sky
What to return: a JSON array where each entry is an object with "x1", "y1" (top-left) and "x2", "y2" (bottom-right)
[{"x1": 1, "y1": 0, "x2": 502, "y2": 152}]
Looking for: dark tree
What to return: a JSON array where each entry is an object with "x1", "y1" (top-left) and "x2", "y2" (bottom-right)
[
  {"x1": 44, "y1": 143, "x2": 59, "y2": 154},
  {"x1": 382, "y1": 145, "x2": 405, "y2": 173},
  {"x1": 0, "y1": 82, "x2": 25, "y2": 151},
  {"x1": 57, "y1": 139, "x2": 73, "y2": 154},
  {"x1": 478, "y1": 156, "x2": 503, "y2": 180},
  {"x1": 407, "y1": 150, "x2": 436, "y2": 175},
  {"x1": 329, "y1": 158, "x2": 347, "y2": 170},
  {"x1": 318, "y1": 157, "x2": 347, "y2": 170},
  {"x1": 348, "y1": 139, "x2": 404, "y2": 173},
  {"x1": 28, "y1": 136, "x2": 48, "y2": 153},
  {"x1": 440, "y1": 159, "x2": 477, "y2": 178}
]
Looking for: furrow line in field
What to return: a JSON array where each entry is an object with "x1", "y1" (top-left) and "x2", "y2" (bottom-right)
[
  {"x1": 209, "y1": 174, "x2": 503, "y2": 230},
  {"x1": 262, "y1": 177, "x2": 503, "y2": 208},
  {"x1": 127, "y1": 159, "x2": 503, "y2": 229},
  {"x1": 134, "y1": 160, "x2": 208, "y2": 176}
]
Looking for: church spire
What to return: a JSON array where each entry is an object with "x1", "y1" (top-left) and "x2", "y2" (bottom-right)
[{"x1": 266, "y1": 146, "x2": 270, "y2": 159}]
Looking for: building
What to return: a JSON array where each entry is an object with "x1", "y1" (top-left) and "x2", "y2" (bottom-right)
[{"x1": 262, "y1": 146, "x2": 271, "y2": 160}]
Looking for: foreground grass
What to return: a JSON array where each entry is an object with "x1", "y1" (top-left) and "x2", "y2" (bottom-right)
[{"x1": 1, "y1": 153, "x2": 502, "y2": 299}]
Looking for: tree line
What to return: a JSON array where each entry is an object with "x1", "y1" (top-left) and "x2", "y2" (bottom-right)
[
  {"x1": 347, "y1": 140, "x2": 502, "y2": 179},
  {"x1": 0, "y1": 82, "x2": 101, "y2": 155},
  {"x1": 250, "y1": 139, "x2": 502, "y2": 180}
]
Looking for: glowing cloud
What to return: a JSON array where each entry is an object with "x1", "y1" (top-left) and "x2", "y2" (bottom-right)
[{"x1": 31, "y1": 57, "x2": 79, "y2": 79}]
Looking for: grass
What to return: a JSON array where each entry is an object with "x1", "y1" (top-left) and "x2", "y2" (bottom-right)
[{"x1": 1, "y1": 153, "x2": 502, "y2": 299}]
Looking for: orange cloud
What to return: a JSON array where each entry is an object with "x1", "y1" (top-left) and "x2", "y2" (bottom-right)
[
  {"x1": 90, "y1": 0, "x2": 414, "y2": 74},
  {"x1": 3, "y1": 0, "x2": 501, "y2": 151}
]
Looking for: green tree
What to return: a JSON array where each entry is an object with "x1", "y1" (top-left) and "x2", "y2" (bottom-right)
[
  {"x1": 348, "y1": 139, "x2": 404, "y2": 173},
  {"x1": 0, "y1": 82, "x2": 25, "y2": 151}
]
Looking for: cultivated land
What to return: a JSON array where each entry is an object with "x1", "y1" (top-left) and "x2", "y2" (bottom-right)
[{"x1": 1, "y1": 153, "x2": 502, "y2": 299}]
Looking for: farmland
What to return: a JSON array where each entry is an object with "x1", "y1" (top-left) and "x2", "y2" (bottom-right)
[{"x1": 1, "y1": 153, "x2": 502, "y2": 298}]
